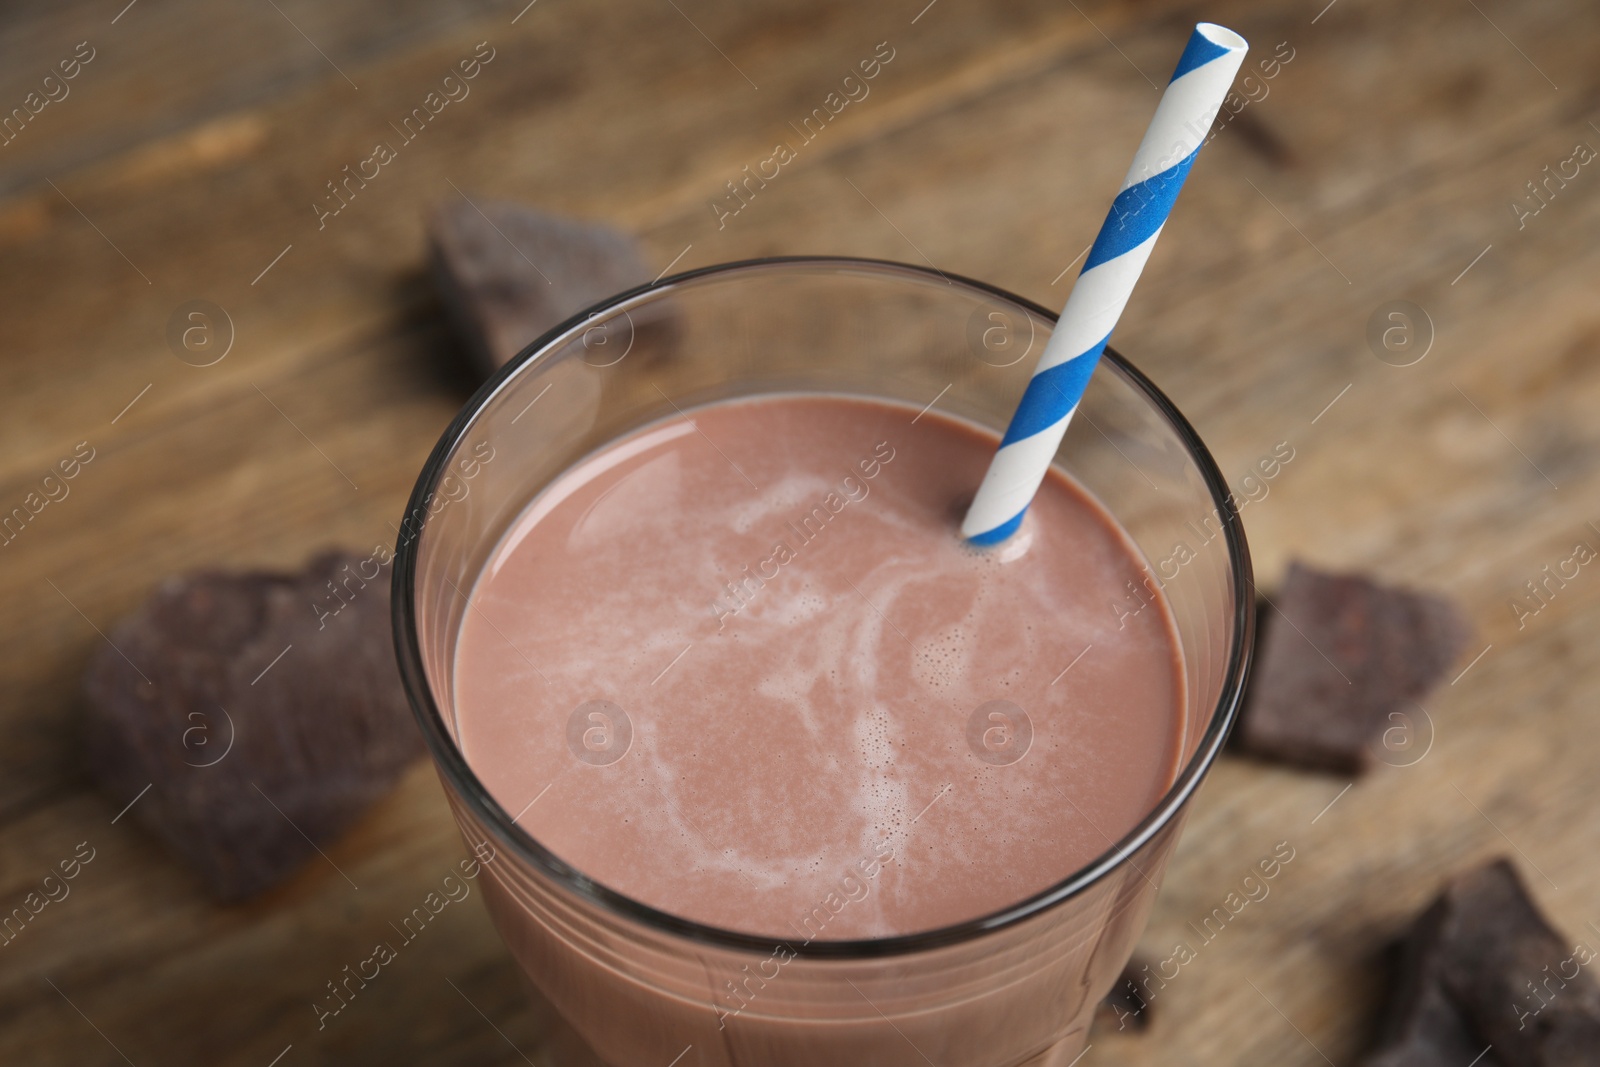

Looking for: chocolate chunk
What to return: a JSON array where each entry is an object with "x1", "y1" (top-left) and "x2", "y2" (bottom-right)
[
  {"x1": 84, "y1": 551, "x2": 423, "y2": 899},
  {"x1": 1366, "y1": 860, "x2": 1600, "y2": 1067},
  {"x1": 1365, "y1": 897, "x2": 1504, "y2": 1067},
  {"x1": 1237, "y1": 561, "x2": 1472, "y2": 773},
  {"x1": 1436, "y1": 860, "x2": 1600, "y2": 1065},
  {"x1": 1095, "y1": 954, "x2": 1156, "y2": 1034},
  {"x1": 428, "y1": 198, "x2": 667, "y2": 376}
]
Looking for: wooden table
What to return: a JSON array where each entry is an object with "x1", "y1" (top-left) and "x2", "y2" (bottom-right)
[{"x1": 3, "y1": 0, "x2": 1597, "y2": 1063}]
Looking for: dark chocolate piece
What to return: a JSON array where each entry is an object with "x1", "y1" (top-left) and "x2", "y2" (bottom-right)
[
  {"x1": 84, "y1": 551, "x2": 423, "y2": 899},
  {"x1": 1094, "y1": 954, "x2": 1155, "y2": 1034},
  {"x1": 1365, "y1": 895, "x2": 1504, "y2": 1067},
  {"x1": 1366, "y1": 860, "x2": 1600, "y2": 1067},
  {"x1": 1237, "y1": 561, "x2": 1472, "y2": 773},
  {"x1": 1436, "y1": 860, "x2": 1600, "y2": 1066},
  {"x1": 428, "y1": 197, "x2": 662, "y2": 376}
]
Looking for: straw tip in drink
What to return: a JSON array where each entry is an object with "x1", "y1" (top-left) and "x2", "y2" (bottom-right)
[{"x1": 1194, "y1": 22, "x2": 1248, "y2": 53}]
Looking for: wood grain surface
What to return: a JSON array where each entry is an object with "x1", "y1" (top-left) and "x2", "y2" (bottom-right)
[{"x1": 3, "y1": 0, "x2": 1598, "y2": 1064}]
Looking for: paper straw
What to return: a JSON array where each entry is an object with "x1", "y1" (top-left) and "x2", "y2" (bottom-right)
[{"x1": 961, "y1": 23, "x2": 1248, "y2": 544}]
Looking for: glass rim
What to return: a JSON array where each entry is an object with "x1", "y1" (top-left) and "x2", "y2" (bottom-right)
[{"x1": 392, "y1": 255, "x2": 1255, "y2": 959}]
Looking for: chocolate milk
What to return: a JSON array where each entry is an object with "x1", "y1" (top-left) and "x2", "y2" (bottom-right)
[{"x1": 454, "y1": 393, "x2": 1185, "y2": 942}]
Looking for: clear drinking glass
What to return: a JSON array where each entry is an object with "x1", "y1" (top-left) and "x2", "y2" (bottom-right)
[{"x1": 393, "y1": 257, "x2": 1253, "y2": 1067}]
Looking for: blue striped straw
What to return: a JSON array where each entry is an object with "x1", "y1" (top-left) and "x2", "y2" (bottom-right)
[{"x1": 961, "y1": 24, "x2": 1248, "y2": 544}]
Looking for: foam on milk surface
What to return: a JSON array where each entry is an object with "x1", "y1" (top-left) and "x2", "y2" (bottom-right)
[{"x1": 453, "y1": 394, "x2": 1184, "y2": 939}]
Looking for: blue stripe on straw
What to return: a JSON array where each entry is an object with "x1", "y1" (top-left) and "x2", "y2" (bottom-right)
[
  {"x1": 1168, "y1": 30, "x2": 1232, "y2": 82},
  {"x1": 1082, "y1": 145, "x2": 1199, "y2": 272},
  {"x1": 998, "y1": 331, "x2": 1112, "y2": 446},
  {"x1": 966, "y1": 510, "x2": 1026, "y2": 546}
]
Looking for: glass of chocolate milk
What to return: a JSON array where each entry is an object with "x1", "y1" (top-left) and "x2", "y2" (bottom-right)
[{"x1": 393, "y1": 257, "x2": 1253, "y2": 1067}]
